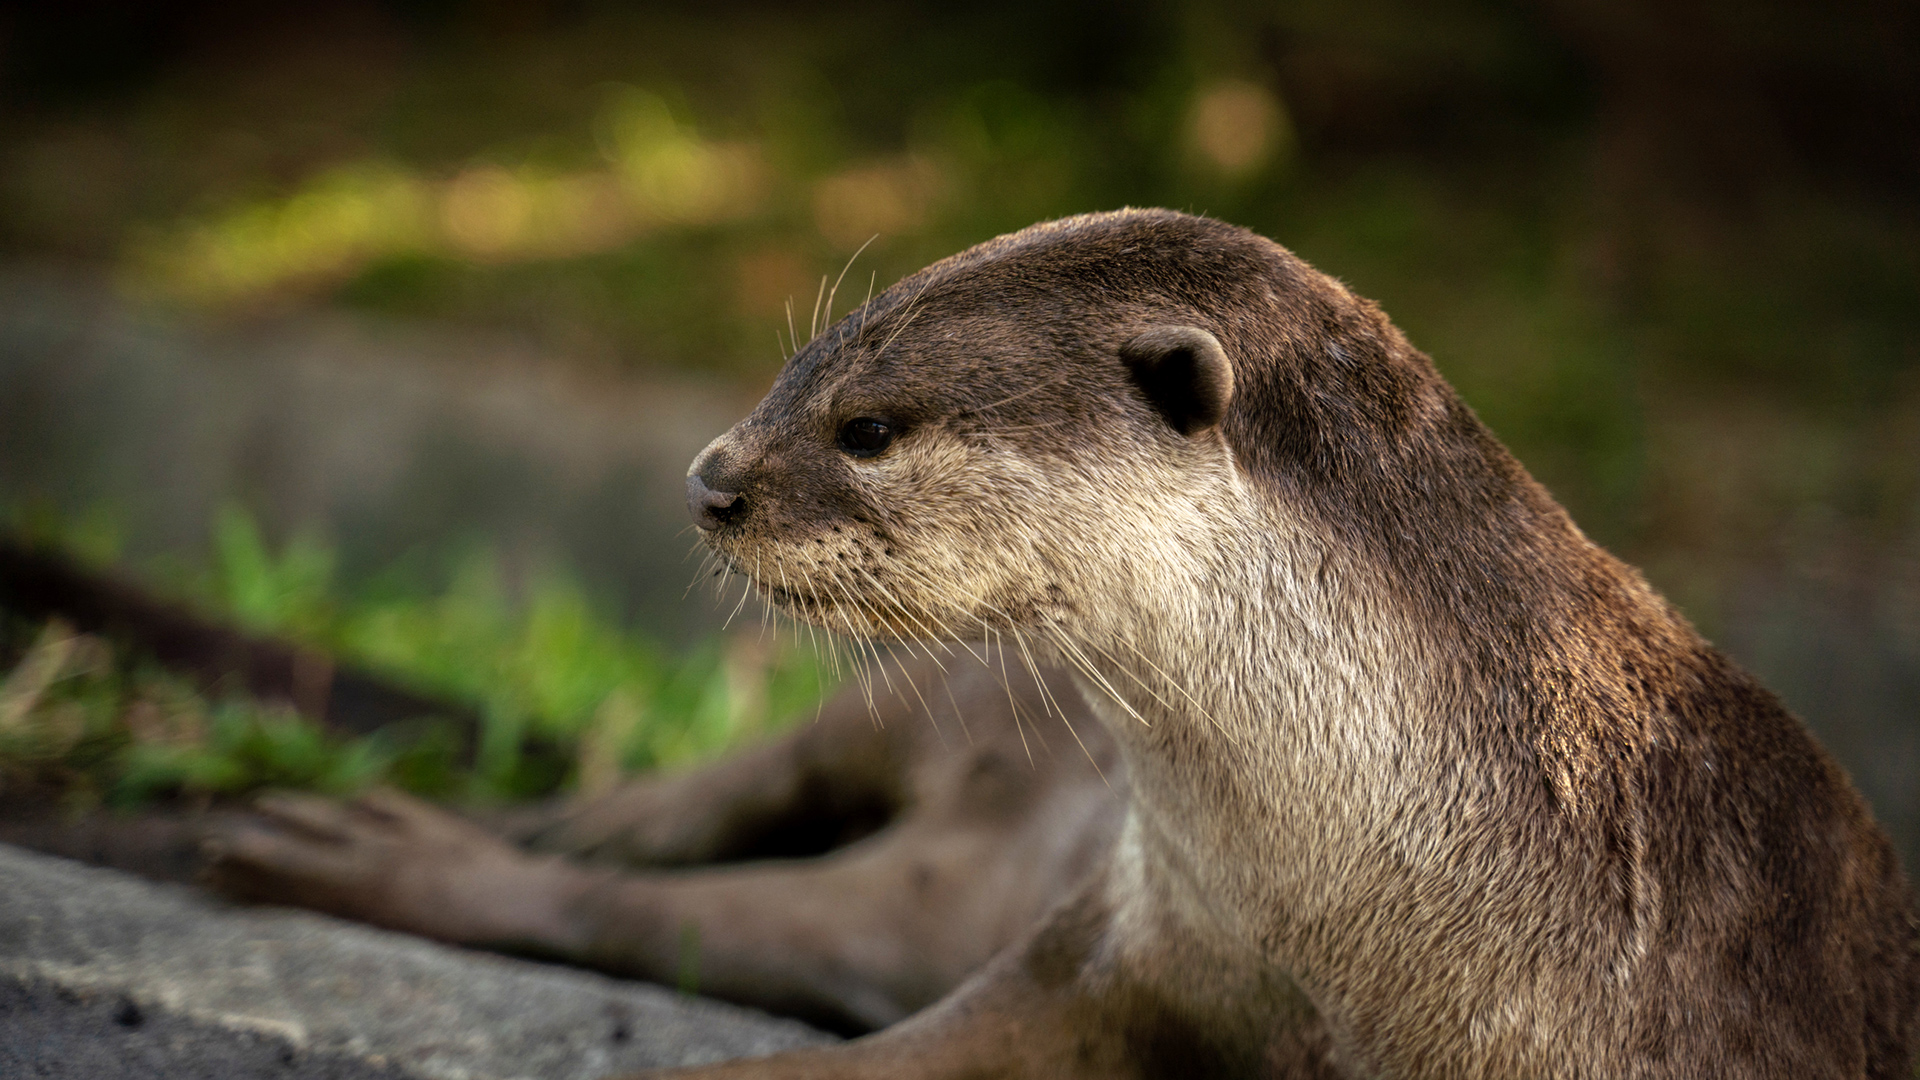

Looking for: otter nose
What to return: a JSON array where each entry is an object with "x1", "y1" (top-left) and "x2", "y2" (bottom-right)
[{"x1": 687, "y1": 471, "x2": 743, "y2": 531}]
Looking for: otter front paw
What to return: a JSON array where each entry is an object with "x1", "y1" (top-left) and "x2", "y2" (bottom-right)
[{"x1": 204, "y1": 788, "x2": 587, "y2": 950}]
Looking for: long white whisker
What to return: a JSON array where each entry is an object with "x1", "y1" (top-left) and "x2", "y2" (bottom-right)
[
  {"x1": 1046, "y1": 626, "x2": 1151, "y2": 727},
  {"x1": 825, "y1": 234, "x2": 879, "y2": 328},
  {"x1": 876, "y1": 276, "x2": 937, "y2": 356},
  {"x1": 853, "y1": 567, "x2": 955, "y2": 666},
  {"x1": 885, "y1": 648, "x2": 944, "y2": 748},
  {"x1": 1014, "y1": 627, "x2": 1110, "y2": 788},
  {"x1": 821, "y1": 576, "x2": 879, "y2": 720},
  {"x1": 858, "y1": 270, "x2": 878, "y2": 336},
  {"x1": 685, "y1": 547, "x2": 717, "y2": 599},
  {"x1": 722, "y1": 561, "x2": 756, "y2": 630},
  {"x1": 1090, "y1": 632, "x2": 1232, "y2": 741},
  {"x1": 843, "y1": 587, "x2": 907, "y2": 716},
  {"x1": 989, "y1": 630, "x2": 1036, "y2": 767},
  {"x1": 954, "y1": 375, "x2": 1067, "y2": 418},
  {"x1": 938, "y1": 669, "x2": 976, "y2": 747}
]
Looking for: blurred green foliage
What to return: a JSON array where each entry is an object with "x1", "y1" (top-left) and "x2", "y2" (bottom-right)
[
  {"x1": 0, "y1": 617, "x2": 396, "y2": 807},
  {"x1": 209, "y1": 508, "x2": 829, "y2": 791},
  {"x1": 0, "y1": 507, "x2": 831, "y2": 806}
]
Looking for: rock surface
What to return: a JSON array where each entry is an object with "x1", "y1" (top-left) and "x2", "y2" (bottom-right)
[{"x1": 0, "y1": 843, "x2": 832, "y2": 1079}]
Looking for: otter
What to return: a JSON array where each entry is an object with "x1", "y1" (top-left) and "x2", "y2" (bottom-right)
[
  {"x1": 658, "y1": 209, "x2": 1919, "y2": 1077},
  {"x1": 208, "y1": 209, "x2": 1918, "y2": 1079}
]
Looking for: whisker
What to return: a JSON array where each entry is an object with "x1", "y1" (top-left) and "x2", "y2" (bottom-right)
[
  {"x1": 722, "y1": 561, "x2": 756, "y2": 630},
  {"x1": 843, "y1": 588, "x2": 907, "y2": 719},
  {"x1": 1045, "y1": 626, "x2": 1151, "y2": 727},
  {"x1": 853, "y1": 567, "x2": 955, "y2": 666},
  {"x1": 955, "y1": 422, "x2": 1077, "y2": 439},
  {"x1": 825, "y1": 234, "x2": 880, "y2": 329},
  {"x1": 1014, "y1": 627, "x2": 1111, "y2": 789},
  {"x1": 888, "y1": 649, "x2": 948, "y2": 749},
  {"x1": 821, "y1": 576, "x2": 880, "y2": 721},
  {"x1": 989, "y1": 630, "x2": 1036, "y2": 767},
  {"x1": 684, "y1": 548, "x2": 718, "y2": 599},
  {"x1": 953, "y1": 375, "x2": 1067, "y2": 418},
  {"x1": 876, "y1": 276, "x2": 937, "y2": 356},
  {"x1": 1093, "y1": 633, "x2": 1233, "y2": 741},
  {"x1": 876, "y1": 560, "x2": 982, "y2": 646},
  {"x1": 938, "y1": 668, "x2": 976, "y2": 747}
]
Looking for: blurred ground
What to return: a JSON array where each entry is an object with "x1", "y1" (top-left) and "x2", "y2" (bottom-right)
[{"x1": 0, "y1": 2, "x2": 1914, "y2": 850}]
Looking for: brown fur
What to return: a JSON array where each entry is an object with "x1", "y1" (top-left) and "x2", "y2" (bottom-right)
[{"x1": 666, "y1": 209, "x2": 1920, "y2": 1078}]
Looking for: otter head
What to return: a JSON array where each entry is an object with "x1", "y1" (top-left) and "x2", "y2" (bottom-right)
[{"x1": 686, "y1": 212, "x2": 1264, "y2": 653}]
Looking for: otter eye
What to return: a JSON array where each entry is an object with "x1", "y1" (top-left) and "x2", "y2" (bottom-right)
[{"x1": 838, "y1": 417, "x2": 895, "y2": 457}]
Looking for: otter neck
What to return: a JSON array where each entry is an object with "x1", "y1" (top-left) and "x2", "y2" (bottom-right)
[{"x1": 1059, "y1": 498, "x2": 1450, "y2": 947}]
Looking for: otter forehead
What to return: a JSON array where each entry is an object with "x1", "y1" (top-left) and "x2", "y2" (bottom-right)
[
  {"x1": 741, "y1": 209, "x2": 1283, "y2": 439},
  {"x1": 745, "y1": 314, "x2": 1111, "y2": 440}
]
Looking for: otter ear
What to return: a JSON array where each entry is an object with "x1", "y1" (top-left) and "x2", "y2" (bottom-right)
[{"x1": 1119, "y1": 326, "x2": 1234, "y2": 437}]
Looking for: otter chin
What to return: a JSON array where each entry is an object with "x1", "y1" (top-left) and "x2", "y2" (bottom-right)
[{"x1": 669, "y1": 209, "x2": 1919, "y2": 1079}]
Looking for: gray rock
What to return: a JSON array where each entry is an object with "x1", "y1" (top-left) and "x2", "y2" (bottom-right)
[{"x1": 0, "y1": 843, "x2": 833, "y2": 1079}]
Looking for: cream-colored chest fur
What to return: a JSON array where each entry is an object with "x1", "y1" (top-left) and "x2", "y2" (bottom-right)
[{"x1": 1059, "y1": 482, "x2": 1628, "y2": 1078}]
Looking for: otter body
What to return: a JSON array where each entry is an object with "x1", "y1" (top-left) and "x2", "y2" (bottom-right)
[{"x1": 676, "y1": 210, "x2": 1920, "y2": 1078}]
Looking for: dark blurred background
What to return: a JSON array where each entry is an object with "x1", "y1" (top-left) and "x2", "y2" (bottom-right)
[{"x1": 0, "y1": 1, "x2": 1915, "y2": 846}]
